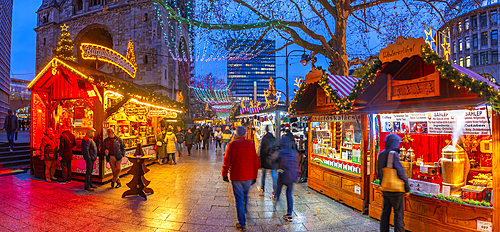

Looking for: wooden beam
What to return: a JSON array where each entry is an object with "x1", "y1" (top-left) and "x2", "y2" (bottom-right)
[{"x1": 492, "y1": 112, "x2": 499, "y2": 231}]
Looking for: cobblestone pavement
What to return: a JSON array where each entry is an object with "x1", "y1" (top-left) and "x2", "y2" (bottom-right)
[{"x1": 0, "y1": 141, "x2": 381, "y2": 232}]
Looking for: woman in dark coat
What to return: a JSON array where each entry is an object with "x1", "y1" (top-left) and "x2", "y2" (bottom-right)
[
  {"x1": 40, "y1": 127, "x2": 58, "y2": 183},
  {"x1": 194, "y1": 126, "x2": 201, "y2": 149},
  {"x1": 184, "y1": 128, "x2": 195, "y2": 156}
]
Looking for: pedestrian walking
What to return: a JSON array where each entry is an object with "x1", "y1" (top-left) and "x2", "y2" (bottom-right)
[
  {"x1": 268, "y1": 136, "x2": 300, "y2": 222},
  {"x1": 221, "y1": 126, "x2": 232, "y2": 153},
  {"x1": 258, "y1": 125, "x2": 278, "y2": 195},
  {"x1": 184, "y1": 128, "x2": 195, "y2": 156},
  {"x1": 203, "y1": 125, "x2": 211, "y2": 150},
  {"x1": 103, "y1": 128, "x2": 126, "y2": 188},
  {"x1": 214, "y1": 127, "x2": 223, "y2": 152},
  {"x1": 194, "y1": 126, "x2": 201, "y2": 149},
  {"x1": 156, "y1": 128, "x2": 167, "y2": 164},
  {"x1": 59, "y1": 126, "x2": 76, "y2": 184},
  {"x1": 164, "y1": 126, "x2": 177, "y2": 164},
  {"x1": 40, "y1": 127, "x2": 59, "y2": 183},
  {"x1": 377, "y1": 134, "x2": 410, "y2": 232},
  {"x1": 3, "y1": 109, "x2": 18, "y2": 152},
  {"x1": 81, "y1": 128, "x2": 97, "y2": 192},
  {"x1": 175, "y1": 126, "x2": 185, "y2": 156},
  {"x1": 285, "y1": 129, "x2": 298, "y2": 151},
  {"x1": 222, "y1": 127, "x2": 260, "y2": 231}
]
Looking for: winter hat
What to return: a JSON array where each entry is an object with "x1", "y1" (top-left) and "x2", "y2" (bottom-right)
[
  {"x1": 236, "y1": 126, "x2": 247, "y2": 137},
  {"x1": 385, "y1": 134, "x2": 402, "y2": 150}
]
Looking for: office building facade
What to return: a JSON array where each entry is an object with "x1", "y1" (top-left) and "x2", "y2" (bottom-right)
[
  {"x1": 227, "y1": 39, "x2": 276, "y2": 102},
  {"x1": 0, "y1": 0, "x2": 13, "y2": 128}
]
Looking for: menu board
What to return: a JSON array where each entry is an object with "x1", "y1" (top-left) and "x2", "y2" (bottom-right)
[{"x1": 380, "y1": 108, "x2": 491, "y2": 135}]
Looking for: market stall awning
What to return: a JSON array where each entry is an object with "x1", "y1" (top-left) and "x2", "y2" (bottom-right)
[
  {"x1": 451, "y1": 63, "x2": 499, "y2": 92},
  {"x1": 328, "y1": 74, "x2": 359, "y2": 98},
  {"x1": 240, "y1": 107, "x2": 266, "y2": 114}
]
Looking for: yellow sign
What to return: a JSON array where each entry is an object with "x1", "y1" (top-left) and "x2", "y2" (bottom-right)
[
  {"x1": 80, "y1": 43, "x2": 137, "y2": 78},
  {"x1": 148, "y1": 110, "x2": 177, "y2": 118}
]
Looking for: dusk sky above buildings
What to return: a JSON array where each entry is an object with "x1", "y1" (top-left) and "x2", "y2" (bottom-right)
[{"x1": 9, "y1": 0, "x2": 328, "y2": 102}]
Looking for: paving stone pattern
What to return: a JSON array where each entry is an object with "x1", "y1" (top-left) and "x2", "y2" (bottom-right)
[{"x1": 0, "y1": 141, "x2": 382, "y2": 231}]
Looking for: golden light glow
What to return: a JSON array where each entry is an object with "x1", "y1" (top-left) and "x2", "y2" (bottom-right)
[
  {"x1": 60, "y1": 24, "x2": 69, "y2": 31},
  {"x1": 424, "y1": 29, "x2": 435, "y2": 52},
  {"x1": 130, "y1": 98, "x2": 184, "y2": 113},
  {"x1": 441, "y1": 37, "x2": 451, "y2": 60},
  {"x1": 80, "y1": 43, "x2": 137, "y2": 78}
]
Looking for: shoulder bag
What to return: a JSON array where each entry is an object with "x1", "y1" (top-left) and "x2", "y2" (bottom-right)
[{"x1": 380, "y1": 151, "x2": 405, "y2": 192}]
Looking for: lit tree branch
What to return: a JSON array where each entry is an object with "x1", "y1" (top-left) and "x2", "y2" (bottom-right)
[
  {"x1": 309, "y1": 0, "x2": 334, "y2": 38},
  {"x1": 351, "y1": 0, "x2": 399, "y2": 12}
]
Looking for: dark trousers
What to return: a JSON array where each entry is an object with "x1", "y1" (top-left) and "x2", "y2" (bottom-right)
[
  {"x1": 6, "y1": 130, "x2": 15, "y2": 149},
  {"x1": 84, "y1": 159, "x2": 94, "y2": 189},
  {"x1": 60, "y1": 160, "x2": 72, "y2": 181},
  {"x1": 275, "y1": 180, "x2": 294, "y2": 216},
  {"x1": 380, "y1": 193, "x2": 405, "y2": 232},
  {"x1": 167, "y1": 153, "x2": 176, "y2": 163},
  {"x1": 203, "y1": 139, "x2": 210, "y2": 149},
  {"x1": 215, "y1": 139, "x2": 222, "y2": 150},
  {"x1": 187, "y1": 145, "x2": 192, "y2": 155}
]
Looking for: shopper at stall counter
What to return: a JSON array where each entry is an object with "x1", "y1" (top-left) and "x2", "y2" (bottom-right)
[
  {"x1": 103, "y1": 128, "x2": 126, "y2": 188},
  {"x1": 175, "y1": 126, "x2": 185, "y2": 156},
  {"x1": 184, "y1": 128, "x2": 195, "y2": 156},
  {"x1": 3, "y1": 109, "x2": 18, "y2": 152},
  {"x1": 258, "y1": 125, "x2": 278, "y2": 195},
  {"x1": 377, "y1": 134, "x2": 410, "y2": 232},
  {"x1": 82, "y1": 128, "x2": 98, "y2": 192},
  {"x1": 59, "y1": 126, "x2": 76, "y2": 184},
  {"x1": 222, "y1": 126, "x2": 260, "y2": 231},
  {"x1": 164, "y1": 126, "x2": 177, "y2": 165},
  {"x1": 40, "y1": 127, "x2": 59, "y2": 183},
  {"x1": 268, "y1": 136, "x2": 300, "y2": 222}
]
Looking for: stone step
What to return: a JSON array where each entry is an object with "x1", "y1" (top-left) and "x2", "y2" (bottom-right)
[
  {"x1": 0, "y1": 146, "x2": 30, "y2": 152},
  {"x1": 0, "y1": 149, "x2": 30, "y2": 156},
  {"x1": 0, "y1": 154, "x2": 30, "y2": 163},
  {"x1": 0, "y1": 164, "x2": 29, "y2": 176},
  {"x1": 0, "y1": 159, "x2": 31, "y2": 169},
  {"x1": 0, "y1": 142, "x2": 30, "y2": 148}
]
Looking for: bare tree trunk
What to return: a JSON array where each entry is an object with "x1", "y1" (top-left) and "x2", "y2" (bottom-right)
[{"x1": 329, "y1": 14, "x2": 349, "y2": 77}]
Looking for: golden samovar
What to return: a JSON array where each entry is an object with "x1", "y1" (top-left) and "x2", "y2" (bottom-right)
[{"x1": 441, "y1": 145, "x2": 470, "y2": 195}]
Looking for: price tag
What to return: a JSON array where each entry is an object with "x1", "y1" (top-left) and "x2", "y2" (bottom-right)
[
  {"x1": 442, "y1": 185, "x2": 450, "y2": 197},
  {"x1": 477, "y1": 220, "x2": 492, "y2": 232},
  {"x1": 354, "y1": 186, "x2": 361, "y2": 195},
  {"x1": 420, "y1": 165, "x2": 428, "y2": 174}
]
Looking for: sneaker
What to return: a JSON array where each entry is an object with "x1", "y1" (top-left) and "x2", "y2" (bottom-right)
[
  {"x1": 66, "y1": 181, "x2": 71, "y2": 184},
  {"x1": 85, "y1": 188, "x2": 95, "y2": 192},
  {"x1": 91, "y1": 185, "x2": 98, "y2": 189},
  {"x1": 115, "y1": 182, "x2": 122, "y2": 188},
  {"x1": 283, "y1": 215, "x2": 293, "y2": 222},
  {"x1": 111, "y1": 181, "x2": 115, "y2": 188},
  {"x1": 50, "y1": 177, "x2": 57, "y2": 181},
  {"x1": 46, "y1": 178, "x2": 52, "y2": 183},
  {"x1": 58, "y1": 181, "x2": 67, "y2": 185},
  {"x1": 235, "y1": 223, "x2": 246, "y2": 231},
  {"x1": 10, "y1": 148, "x2": 13, "y2": 152},
  {"x1": 257, "y1": 186, "x2": 264, "y2": 194}
]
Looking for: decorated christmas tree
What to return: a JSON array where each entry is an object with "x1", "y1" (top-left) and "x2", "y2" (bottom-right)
[
  {"x1": 53, "y1": 24, "x2": 76, "y2": 61},
  {"x1": 126, "y1": 39, "x2": 136, "y2": 67}
]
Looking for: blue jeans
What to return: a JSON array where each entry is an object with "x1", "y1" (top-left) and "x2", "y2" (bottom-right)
[
  {"x1": 231, "y1": 180, "x2": 252, "y2": 227},
  {"x1": 275, "y1": 180, "x2": 294, "y2": 216},
  {"x1": 380, "y1": 193, "x2": 405, "y2": 232},
  {"x1": 261, "y1": 168, "x2": 277, "y2": 193},
  {"x1": 176, "y1": 143, "x2": 183, "y2": 153},
  {"x1": 6, "y1": 130, "x2": 15, "y2": 149}
]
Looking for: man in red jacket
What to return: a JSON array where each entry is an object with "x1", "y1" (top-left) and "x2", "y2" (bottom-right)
[{"x1": 222, "y1": 126, "x2": 260, "y2": 231}]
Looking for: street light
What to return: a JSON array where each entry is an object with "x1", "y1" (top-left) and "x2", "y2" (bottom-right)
[{"x1": 284, "y1": 47, "x2": 309, "y2": 106}]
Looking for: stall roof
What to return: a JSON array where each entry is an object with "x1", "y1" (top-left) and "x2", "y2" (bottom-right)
[
  {"x1": 240, "y1": 107, "x2": 266, "y2": 115},
  {"x1": 29, "y1": 58, "x2": 186, "y2": 112},
  {"x1": 452, "y1": 63, "x2": 499, "y2": 92},
  {"x1": 328, "y1": 74, "x2": 358, "y2": 98}
]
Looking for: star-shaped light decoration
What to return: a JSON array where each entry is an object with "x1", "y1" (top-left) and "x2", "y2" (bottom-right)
[
  {"x1": 441, "y1": 36, "x2": 451, "y2": 60},
  {"x1": 60, "y1": 24, "x2": 69, "y2": 31},
  {"x1": 294, "y1": 77, "x2": 303, "y2": 89},
  {"x1": 424, "y1": 29, "x2": 435, "y2": 51}
]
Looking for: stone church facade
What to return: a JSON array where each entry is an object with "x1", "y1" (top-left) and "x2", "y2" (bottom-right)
[{"x1": 35, "y1": 0, "x2": 192, "y2": 114}]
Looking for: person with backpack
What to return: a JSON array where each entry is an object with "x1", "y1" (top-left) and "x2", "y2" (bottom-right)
[
  {"x1": 377, "y1": 134, "x2": 410, "y2": 232},
  {"x1": 258, "y1": 125, "x2": 278, "y2": 195},
  {"x1": 221, "y1": 126, "x2": 233, "y2": 153},
  {"x1": 268, "y1": 136, "x2": 300, "y2": 222},
  {"x1": 175, "y1": 126, "x2": 185, "y2": 156},
  {"x1": 214, "y1": 127, "x2": 223, "y2": 152}
]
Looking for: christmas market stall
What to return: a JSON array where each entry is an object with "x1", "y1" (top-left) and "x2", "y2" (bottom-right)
[
  {"x1": 29, "y1": 57, "x2": 185, "y2": 183},
  {"x1": 289, "y1": 68, "x2": 372, "y2": 213},
  {"x1": 346, "y1": 36, "x2": 497, "y2": 231}
]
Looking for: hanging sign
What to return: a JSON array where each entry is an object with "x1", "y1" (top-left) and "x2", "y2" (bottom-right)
[
  {"x1": 380, "y1": 108, "x2": 492, "y2": 135},
  {"x1": 312, "y1": 115, "x2": 358, "y2": 122},
  {"x1": 125, "y1": 106, "x2": 148, "y2": 116},
  {"x1": 80, "y1": 43, "x2": 137, "y2": 78},
  {"x1": 148, "y1": 110, "x2": 177, "y2": 118}
]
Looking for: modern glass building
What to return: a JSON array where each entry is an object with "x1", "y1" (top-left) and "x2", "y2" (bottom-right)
[{"x1": 227, "y1": 39, "x2": 276, "y2": 102}]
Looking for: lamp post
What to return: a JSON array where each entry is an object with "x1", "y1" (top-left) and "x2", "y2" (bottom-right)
[{"x1": 283, "y1": 47, "x2": 310, "y2": 106}]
